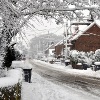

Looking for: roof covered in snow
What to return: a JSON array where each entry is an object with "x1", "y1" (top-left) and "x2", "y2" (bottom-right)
[
  {"x1": 55, "y1": 40, "x2": 64, "y2": 46},
  {"x1": 69, "y1": 20, "x2": 100, "y2": 41},
  {"x1": 45, "y1": 44, "x2": 55, "y2": 51}
]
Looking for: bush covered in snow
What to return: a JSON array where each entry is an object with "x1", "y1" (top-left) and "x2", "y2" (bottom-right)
[
  {"x1": 69, "y1": 50, "x2": 94, "y2": 67},
  {"x1": 0, "y1": 69, "x2": 23, "y2": 99},
  {"x1": 69, "y1": 49, "x2": 100, "y2": 67},
  {"x1": 95, "y1": 49, "x2": 100, "y2": 62},
  {"x1": 69, "y1": 50, "x2": 79, "y2": 63}
]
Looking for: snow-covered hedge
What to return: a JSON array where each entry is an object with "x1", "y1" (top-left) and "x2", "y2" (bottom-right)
[
  {"x1": 0, "y1": 83, "x2": 21, "y2": 100},
  {"x1": 69, "y1": 49, "x2": 100, "y2": 67},
  {"x1": 69, "y1": 50, "x2": 94, "y2": 67},
  {"x1": 0, "y1": 69, "x2": 23, "y2": 87},
  {"x1": 95, "y1": 49, "x2": 100, "y2": 61},
  {"x1": 69, "y1": 50, "x2": 79, "y2": 63},
  {"x1": 0, "y1": 69, "x2": 23, "y2": 100}
]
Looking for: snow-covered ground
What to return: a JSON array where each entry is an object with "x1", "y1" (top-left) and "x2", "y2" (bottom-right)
[
  {"x1": 33, "y1": 59, "x2": 100, "y2": 78},
  {"x1": 21, "y1": 60, "x2": 100, "y2": 100},
  {"x1": 21, "y1": 71, "x2": 100, "y2": 100}
]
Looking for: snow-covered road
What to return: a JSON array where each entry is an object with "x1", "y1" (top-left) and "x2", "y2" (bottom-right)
[
  {"x1": 21, "y1": 60, "x2": 100, "y2": 100},
  {"x1": 30, "y1": 60, "x2": 100, "y2": 89}
]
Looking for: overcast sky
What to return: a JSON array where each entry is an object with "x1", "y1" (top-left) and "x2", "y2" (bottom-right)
[
  {"x1": 13, "y1": 16, "x2": 65, "y2": 48},
  {"x1": 23, "y1": 16, "x2": 64, "y2": 36},
  {"x1": 14, "y1": 9, "x2": 90, "y2": 47}
]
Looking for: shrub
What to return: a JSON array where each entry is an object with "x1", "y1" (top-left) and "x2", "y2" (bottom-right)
[
  {"x1": 95, "y1": 49, "x2": 100, "y2": 62},
  {"x1": 0, "y1": 83, "x2": 21, "y2": 100}
]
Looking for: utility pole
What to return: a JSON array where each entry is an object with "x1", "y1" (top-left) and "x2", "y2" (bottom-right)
[
  {"x1": 65, "y1": 22, "x2": 68, "y2": 60},
  {"x1": 65, "y1": 19, "x2": 71, "y2": 60},
  {"x1": 48, "y1": 31, "x2": 50, "y2": 47}
]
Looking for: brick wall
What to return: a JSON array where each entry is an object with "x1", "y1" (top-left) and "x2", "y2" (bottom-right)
[
  {"x1": 55, "y1": 44, "x2": 65, "y2": 57},
  {"x1": 71, "y1": 24, "x2": 100, "y2": 52}
]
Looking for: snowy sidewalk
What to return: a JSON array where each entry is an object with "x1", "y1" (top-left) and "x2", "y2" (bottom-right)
[{"x1": 21, "y1": 60, "x2": 100, "y2": 100}]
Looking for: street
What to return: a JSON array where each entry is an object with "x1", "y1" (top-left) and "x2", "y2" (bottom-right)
[{"x1": 28, "y1": 61, "x2": 100, "y2": 97}]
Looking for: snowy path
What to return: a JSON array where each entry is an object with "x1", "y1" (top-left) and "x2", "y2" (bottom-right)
[{"x1": 21, "y1": 70, "x2": 100, "y2": 100}]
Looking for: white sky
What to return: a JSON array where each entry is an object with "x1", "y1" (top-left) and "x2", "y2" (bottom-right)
[
  {"x1": 23, "y1": 16, "x2": 64, "y2": 37},
  {"x1": 15, "y1": 16, "x2": 65, "y2": 47},
  {"x1": 21, "y1": 9, "x2": 90, "y2": 38}
]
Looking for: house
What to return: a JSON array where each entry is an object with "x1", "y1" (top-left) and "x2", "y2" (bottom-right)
[
  {"x1": 54, "y1": 39, "x2": 72, "y2": 59},
  {"x1": 54, "y1": 40, "x2": 65, "y2": 58},
  {"x1": 44, "y1": 44, "x2": 55, "y2": 57},
  {"x1": 69, "y1": 21, "x2": 100, "y2": 52}
]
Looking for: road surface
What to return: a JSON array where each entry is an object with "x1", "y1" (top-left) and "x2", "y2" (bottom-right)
[{"x1": 30, "y1": 60, "x2": 100, "y2": 97}]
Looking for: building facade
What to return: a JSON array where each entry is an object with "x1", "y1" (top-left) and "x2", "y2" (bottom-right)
[{"x1": 70, "y1": 22, "x2": 100, "y2": 52}]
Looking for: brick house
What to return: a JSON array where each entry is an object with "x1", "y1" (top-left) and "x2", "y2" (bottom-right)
[
  {"x1": 70, "y1": 21, "x2": 100, "y2": 52},
  {"x1": 54, "y1": 40, "x2": 65, "y2": 58},
  {"x1": 54, "y1": 40, "x2": 72, "y2": 58}
]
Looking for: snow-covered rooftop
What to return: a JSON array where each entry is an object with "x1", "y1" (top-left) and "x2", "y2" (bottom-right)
[
  {"x1": 55, "y1": 40, "x2": 64, "y2": 46},
  {"x1": 45, "y1": 44, "x2": 55, "y2": 51},
  {"x1": 70, "y1": 20, "x2": 100, "y2": 41}
]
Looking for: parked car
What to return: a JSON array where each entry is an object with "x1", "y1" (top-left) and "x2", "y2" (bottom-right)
[{"x1": 91, "y1": 62, "x2": 100, "y2": 71}]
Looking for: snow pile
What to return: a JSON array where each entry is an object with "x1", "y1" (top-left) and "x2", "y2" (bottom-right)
[
  {"x1": 94, "y1": 62, "x2": 100, "y2": 65},
  {"x1": 66, "y1": 69, "x2": 100, "y2": 78},
  {"x1": 0, "y1": 69, "x2": 23, "y2": 87}
]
